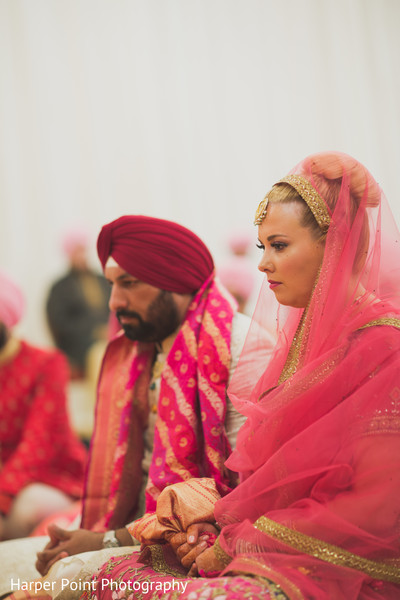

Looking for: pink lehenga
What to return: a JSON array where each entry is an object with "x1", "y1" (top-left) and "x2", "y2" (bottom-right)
[{"x1": 82, "y1": 152, "x2": 400, "y2": 600}]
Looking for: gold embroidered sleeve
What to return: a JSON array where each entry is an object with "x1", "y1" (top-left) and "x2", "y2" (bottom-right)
[{"x1": 213, "y1": 536, "x2": 233, "y2": 567}]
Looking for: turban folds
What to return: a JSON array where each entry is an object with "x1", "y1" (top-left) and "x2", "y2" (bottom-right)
[
  {"x1": 0, "y1": 270, "x2": 25, "y2": 329},
  {"x1": 97, "y1": 216, "x2": 214, "y2": 294}
]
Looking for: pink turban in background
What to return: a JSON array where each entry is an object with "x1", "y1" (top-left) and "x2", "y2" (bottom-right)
[
  {"x1": 226, "y1": 229, "x2": 253, "y2": 255},
  {"x1": 0, "y1": 270, "x2": 25, "y2": 329},
  {"x1": 97, "y1": 216, "x2": 214, "y2": 294},
  {"x1": 218, "y1": 256, "x2": 256, "y2": 301},
  {"x1": 62, "y1": 226, "x2": 90, "y2": 258}
]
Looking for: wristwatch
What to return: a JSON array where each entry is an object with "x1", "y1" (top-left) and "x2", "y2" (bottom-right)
[{"x1": 103, "y1": 530, "x2": 121, "y2": 548}]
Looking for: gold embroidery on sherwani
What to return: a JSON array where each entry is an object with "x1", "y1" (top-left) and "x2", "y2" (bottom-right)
[{"x1": 254, "y1": 517, "x2": 400, "y2": 583}]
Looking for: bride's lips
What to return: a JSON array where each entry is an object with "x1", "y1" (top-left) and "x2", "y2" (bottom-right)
[{"x1": 268, "y1": 280, "x2": 281, "y2": 289}]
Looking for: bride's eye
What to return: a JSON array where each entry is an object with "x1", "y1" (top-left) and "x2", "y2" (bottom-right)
[{"x1": 271, "y1": 242, "x2": 288, "y2": 251}]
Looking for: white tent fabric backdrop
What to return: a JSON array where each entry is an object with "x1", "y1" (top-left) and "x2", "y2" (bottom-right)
[{"x1": 0, "y1": 0, "x2": 399, "y2": 346}]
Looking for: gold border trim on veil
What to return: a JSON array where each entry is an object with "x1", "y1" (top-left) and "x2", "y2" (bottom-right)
[
  {"x1": 254, "y1": 516, "x2": 400, "y2": 583},
  {"x1": 277, "y1": 310, "x2": 307, "y2": 385},
  {"x1": 277, "y1": 315, "x2": 400, "y2": 388},
  {"x1": 254, "y1": 174, "x2": 331, "y2": 231},
  {"x1": 146, "y1": 544, "x2": 188, "y2": 578},
  {"x1": 277, "y1": 264, "x2": 323, "y2": 385},
  {"x1": 213, "y1": 536, "x2": 233, "y2": 567},
  {"x1": 358, "y1": 317, "x2": 400, "y2": 331}
]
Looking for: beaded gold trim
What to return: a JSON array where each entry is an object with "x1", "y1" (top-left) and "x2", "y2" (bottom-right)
[
  {"x1": 358, "y1": 317, "x2": 400, "y2": 331},
  {"x1": 254, "y1": 175, "x2": 331, "y2": 232},
  {"x1": 277, "y1": 265, "x2": 322, "y2": 385},
  {"x1": 254, "y1": 194, "x2": 269, "y2": 225},
  {"x1": 277, "y1": 310, "x2": 307, "y2": 385},
  {"x1": 254, "y1": 517, "x2": 400, "y2": 583},
  {"x1": 213, "y1": 536, "x2": 233, "y2": 567},
  {"x1": 279, "y1": 175, "x2": 331, "y2": 231},
  {"x1": 272, "y1": 316, "x2": 400, "y2": 392}
]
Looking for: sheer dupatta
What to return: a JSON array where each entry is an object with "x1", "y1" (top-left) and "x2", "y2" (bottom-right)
[{"x1": 215, "y1": 153, "x2": 400, "y2": 598}]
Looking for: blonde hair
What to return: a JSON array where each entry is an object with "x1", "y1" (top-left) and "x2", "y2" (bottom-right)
[
  {"x1": 268, "y1": 173, "x2": 371, "y2": 273},
  {"x1": 267, "y1": 183, "x2": 327, "y2": 240}
]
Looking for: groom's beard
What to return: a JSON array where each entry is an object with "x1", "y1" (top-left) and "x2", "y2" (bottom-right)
[{"x1": 116, "y1": 290, "x2": 181, "y2": 343}]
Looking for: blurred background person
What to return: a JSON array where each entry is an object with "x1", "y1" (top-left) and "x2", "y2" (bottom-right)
[
  {"x1": 0, "y1": 270, "x2": 87, "y2": 541},
  {"x1": 217, "y1": 229, "x2": 257, "y2": 315},
  {"x1": 45, "y1": 226, "x2": 110, "y2": 381},
  {"x1": 45, "y1": 226, "x2": 111, "y2": 444}
]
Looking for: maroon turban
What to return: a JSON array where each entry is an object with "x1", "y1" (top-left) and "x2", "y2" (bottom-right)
[{"x1": 97, "y1": 216, "x2": 214, "y2": 294}]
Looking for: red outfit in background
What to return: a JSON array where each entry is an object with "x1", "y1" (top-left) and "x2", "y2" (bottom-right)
[{"x1": 0, "y1": 341, "x2": 87, "y2": 515}]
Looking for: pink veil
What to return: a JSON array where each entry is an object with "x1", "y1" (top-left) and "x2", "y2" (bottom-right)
[{"x1": 215, "y1": 152, "x2": 400, "y2": 598}]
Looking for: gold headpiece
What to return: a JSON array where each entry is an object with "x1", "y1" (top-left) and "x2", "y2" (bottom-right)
[
  {"x1": 254, "y1": 174, "x2": 331, "y2": 232},
  {"x1": 254, "y1": 195, "x2": 269, "y2": 225}
]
